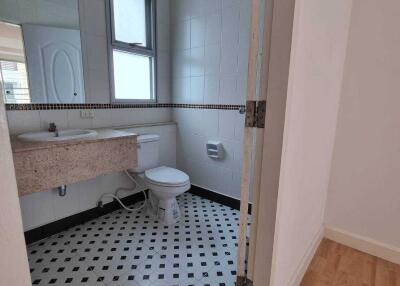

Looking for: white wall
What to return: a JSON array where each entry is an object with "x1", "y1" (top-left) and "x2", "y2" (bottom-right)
[
  {"x1": 0, "y1": 0, "x2": 79, "y2": 29},
  {"x1": 171, "y1": 0, "x2": 250, "y2": 199},
  {"x1": 0, "y1": 91, "x2": 31, "y2": 285},
  {"x1": 269, "y1": 0, "x2": 353, "y2": 285},
  {"x1": 326, "y1": 0, "x2": 400, "y2": 251}
]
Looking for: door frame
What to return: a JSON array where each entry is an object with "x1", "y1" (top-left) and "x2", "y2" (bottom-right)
[
  {"x1": 236, "y1": 0, "x2": 297, "y2": 285},
  {"x1": 0, "y1": 84, "x2": 31, "y2": 285}
]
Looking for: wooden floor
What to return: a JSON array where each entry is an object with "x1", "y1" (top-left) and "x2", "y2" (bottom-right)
[{"x1": 300, "y1": 239, "x2": 400, "y2": 286}]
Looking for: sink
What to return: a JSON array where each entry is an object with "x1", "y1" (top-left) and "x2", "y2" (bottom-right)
[{"x1": 18, "y1": 129, "x2": 98, "y2": 142}]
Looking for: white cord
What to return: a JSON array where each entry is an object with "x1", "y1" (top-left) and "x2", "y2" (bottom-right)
[{"x1": 97, "y1": 170, "x2": 147, "y2": 212}]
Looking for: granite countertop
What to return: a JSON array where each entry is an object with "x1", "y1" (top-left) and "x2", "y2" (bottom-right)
[{"x1": 11, "y1": 128, "x2": 138, "y2": 153}]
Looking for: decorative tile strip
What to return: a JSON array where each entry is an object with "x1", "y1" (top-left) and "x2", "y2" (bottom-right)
[{"x1": 5, "y1": 103, "x2": 245, "y2": 111}]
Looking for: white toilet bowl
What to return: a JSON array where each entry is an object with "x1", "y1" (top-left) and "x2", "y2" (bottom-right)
[
  {"x1": 144, "y1": 166, "x2": 190, "y2": 224},
  {"x1": 124, "y1": 132, "x2": 191, "y2": 225}
]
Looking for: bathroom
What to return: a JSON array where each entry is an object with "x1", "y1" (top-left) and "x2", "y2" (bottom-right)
[
  {"x1": 3, "y1": 0, "x2": 400, "y2": 285},
  {"x1": 0, "y1": 0, "x2": 251, "y2": 285}
]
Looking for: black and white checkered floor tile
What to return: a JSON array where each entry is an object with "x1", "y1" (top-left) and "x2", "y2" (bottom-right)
[{"x1": 27, "y1": 193, "x2": 250, "y2": 286}]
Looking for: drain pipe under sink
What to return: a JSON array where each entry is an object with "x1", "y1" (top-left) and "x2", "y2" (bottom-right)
[{"x1": 57, "y1": 185, "x2": 67, "y2": 197}]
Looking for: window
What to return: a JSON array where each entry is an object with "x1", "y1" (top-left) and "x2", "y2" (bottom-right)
[
  {"x1": 108, "y1": 0, "x2": 156, "y2": 102},
  {"x1": 0, "y1": 60, "x2": 31, "y2": 103}
]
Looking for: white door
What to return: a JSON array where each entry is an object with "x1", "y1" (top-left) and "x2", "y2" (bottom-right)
[{"x1": 22, "y1": 24, "x2": 85, "y2": 103}]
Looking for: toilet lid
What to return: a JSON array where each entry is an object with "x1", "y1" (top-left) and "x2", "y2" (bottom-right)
[{"x1": 145, "y1": 166, "x2": 190, "y2": 187}]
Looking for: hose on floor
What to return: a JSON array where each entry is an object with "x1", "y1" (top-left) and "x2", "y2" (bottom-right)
[{"x1": 97, "y1": 170, "x2": 147, "y2": 212}]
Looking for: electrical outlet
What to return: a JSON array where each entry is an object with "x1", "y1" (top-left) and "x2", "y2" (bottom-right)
[{"x1": 80, "y1": 110, "x2": 95, "y2": 119}]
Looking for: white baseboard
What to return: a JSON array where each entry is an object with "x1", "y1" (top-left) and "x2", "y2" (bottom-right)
[
  {"x1": 288, "y1": 227, "x2": 324, "y2": 286},
  {"x1": 325, "y1": 226, "x2": 400, "y2": 265}
]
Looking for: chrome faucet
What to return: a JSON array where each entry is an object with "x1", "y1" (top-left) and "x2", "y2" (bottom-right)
[{"x1": 48, "y1": 122, "x2": 59, "y2": 137}]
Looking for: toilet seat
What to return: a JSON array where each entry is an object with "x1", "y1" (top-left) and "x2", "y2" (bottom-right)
[{"x1": 144, "y1": 166, "x2": 190, "y2": 187}]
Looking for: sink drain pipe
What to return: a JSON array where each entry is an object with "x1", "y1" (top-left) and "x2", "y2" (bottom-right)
[{"x1": 58, "y1": 185, "x2": 67, "y2": 196}]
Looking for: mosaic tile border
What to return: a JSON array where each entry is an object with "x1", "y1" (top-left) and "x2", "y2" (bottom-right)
[{"x1": 6, "y1": 103, "x2": 245, "y2": 111}]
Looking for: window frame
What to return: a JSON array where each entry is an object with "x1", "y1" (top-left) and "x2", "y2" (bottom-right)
[{"x1": 106, "y1": 0, "x2": 157, "y2": 103}]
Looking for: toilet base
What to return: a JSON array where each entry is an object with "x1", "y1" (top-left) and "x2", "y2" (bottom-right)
[{"x1": 147, "y1": 190, "x2": 181, "y2": 224}]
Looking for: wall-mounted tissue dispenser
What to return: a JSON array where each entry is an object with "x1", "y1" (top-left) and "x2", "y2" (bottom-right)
[{"x1": 206, "y1": 141, "x2": 224, "y2": 159}]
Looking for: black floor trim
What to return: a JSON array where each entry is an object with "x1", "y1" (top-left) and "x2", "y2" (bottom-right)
[
  {"x1": 188, "y1": 185, "x2": 252, "y2": 214},
  {"x1": 24, "y1": 190, "x2": 148, "y2": 245}
]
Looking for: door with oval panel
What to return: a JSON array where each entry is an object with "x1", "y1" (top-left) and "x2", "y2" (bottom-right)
[{"x1": 22, "y1": 24, "x2": 85, "y2": 103}]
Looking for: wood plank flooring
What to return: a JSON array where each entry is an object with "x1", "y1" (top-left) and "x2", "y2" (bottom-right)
[{"x1": 300, "y1": 239, "x2": 400, "y2": 286}]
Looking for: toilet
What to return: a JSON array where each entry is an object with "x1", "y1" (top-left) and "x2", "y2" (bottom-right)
[{"x1": 130, "y1": 134, "x2": 190, "y2": 224}]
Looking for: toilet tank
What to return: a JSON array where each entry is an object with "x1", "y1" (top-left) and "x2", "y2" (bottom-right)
[{"x1": 131, "y1": 134, "x2": 160, "y2": 173}]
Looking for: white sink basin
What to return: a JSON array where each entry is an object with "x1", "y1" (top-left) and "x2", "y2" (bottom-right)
[{"x1": 18, "y1": 129, "x2": 98, "y2": 142}]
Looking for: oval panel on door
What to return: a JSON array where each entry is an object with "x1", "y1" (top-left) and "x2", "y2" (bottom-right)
[
  {"x1": 23, "y1": 24, "x2": 85, "y2": 103},
  {"x1": 42, "y1": 42, "x2": 82, "y2": 103}
]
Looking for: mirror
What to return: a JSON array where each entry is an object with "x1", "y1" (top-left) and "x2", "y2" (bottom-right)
[{"x1": 0, "y1": 0, "x2": 85, "y2": 104}]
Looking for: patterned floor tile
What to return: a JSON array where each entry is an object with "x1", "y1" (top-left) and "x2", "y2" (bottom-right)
[{"x1": 27, "y1": 193, "x2": 247, "y2": 286}]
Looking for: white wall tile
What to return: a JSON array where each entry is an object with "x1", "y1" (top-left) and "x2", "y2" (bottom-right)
[
  {"x1": 218, "y1": 110, "x2": 236, "y2": 139},
  {"x1": 238, "y1": 37, "x2": 250, "y2": 74},
  {"x1": 228, "y1": 170, "x2": 242, "y2": 198},
  {"x1": 157, "y1": 22, "x2": 171, "y2": 51},
  {"x1": 190, "y1": 76, "x2": 204, "y2": 104},
  {"x1": 236, "y1": 76, "x2": 248, "y2": 104},
  {"x1": 39, "y1": 110, "x2": 68, "y2": 130},
  {"x1": 157, "y1": 0, "x2": 170, "y2": 26},
  {"x1": 6, "y1": 111, "x2": 41, "y2": 135},
  {"x1": 220, "y1": 45, "x2": 238, "y2": 74},
  {"x1": 92, "y1": 109, "x2": 113, "y2": 128},
  {"x1": 170, "y1": 0, "x2": 249, "y2": 199},
  {"x1": 234, "y1": 112, "x2": 245, "y2": 140},
  {"x1": 172, "y1": 77, "x2": 190, "y2": 103},
  {"x1": 215, "y1": 165, "x2": 234, "y2": 195},
  {"x1": 204, "y1": 44, "x2": 221, "y2": 75},
  {"x1": 239, "y1": 0, "x2": 251, "y2": 33},
  {"x1": 157, "y1": 77, "x2": 172, "y2": 103},
  {"x1": 205, "y1": 14, "x2": 222, "y2": 45},
  {"x1": 190, "y1": 17, "x2": 205, "y2": 48},
  {"x1": 220, "y1": 74, "x2": 238, "y2": 104},
  {"x1": 189, "y1": 0, "x2": 206, "y2": 18},
  {"x1": 86, "y1": 68, "x2": 110, "y2": 104},
  {"x1": 177, "y1": 131, "x2": 205, "y2": 162},
  {"x1": 159, "y1": 129, "x2": 177, "y2": 165},
  {"x1": 85, "y1": 34, "x2": 109, "y2": 71},
  {"x1": 157, "y1": 51, "x2": 171, "y2": 78},
  {"x1": 173, "y1": 49, "x2": 191, "y2": 77},
  {"x1": 110, "y1": 109, "x2": 136, "y2": 127},
  {"x1": 172, "y1": 20, "x2": 191, "y2": 50},
  {"x1": 190, "y1": 47, "x2": 205, "y2": 76},
  {"x1": 204, "y1": 0, "x2": 222, "y2": 14},
  {"x1": 170, "y1": 0, "x2": 191, "y2": 22},
  {"x1": 221, "y1": 6, "x2": 240, "y2": 48},
  {"x1": 222, "y1": 0, "x2": 241, "y2": 9},
  {"x1": 232, "y1": 138, "x2": 244, "y2": 173},
  {"x1": 19, "y1": 191, "x2": 55, "y2": 231},
  {"x1": 111, "y1": 109, "x2": 172, "y2": 127},
  {"x1": 204, "y1": 75, "x2": 220, "y2": 104},
  {"x1": 200, "y1": 109, "x2": 219, "y2": 137},
  {"x1": 81, "y1": 0, "x2": 107, "y2": 37}
]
